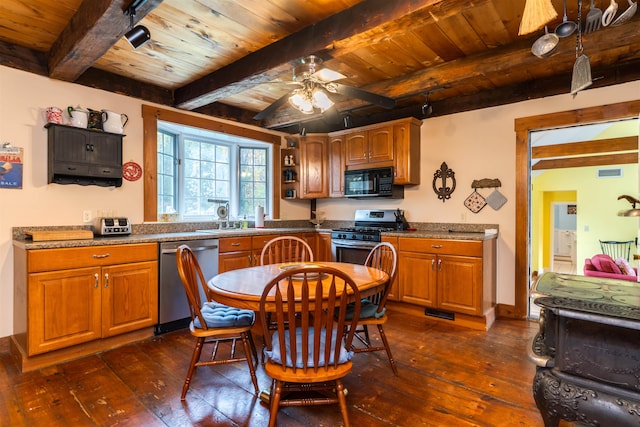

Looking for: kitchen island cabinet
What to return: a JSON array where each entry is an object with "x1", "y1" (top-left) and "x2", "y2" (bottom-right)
[
  {"x1": 12, "y1": 243, "x2": 157, "y2": 371},
  {"x1": 392, "y1": 236, "x2": 496, "y2": 330}
]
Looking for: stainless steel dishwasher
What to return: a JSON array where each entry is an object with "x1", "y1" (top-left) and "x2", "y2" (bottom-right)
[{"x1": 157, "y1": 238, "x2": 219, "y2": 334}]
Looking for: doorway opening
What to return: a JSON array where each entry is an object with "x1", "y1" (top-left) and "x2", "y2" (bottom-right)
[{"x1": 514, "y1": 100, "x2": 640, "y2": 321}]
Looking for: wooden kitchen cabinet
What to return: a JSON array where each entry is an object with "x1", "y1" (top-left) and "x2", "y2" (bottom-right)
[
  {"x1": 344, "y1": 126, "x2": 394, "y2": 167},
  {"x1": 396, "y1": 237, "x2": 496, "y2": 329},
  {"x1": 12, "y1": 243, "x2": 157, "y2": 367},
  {"x1": 280, "y1": 146, "x2": 300, "y2": 200},
  {"x1": 316, "y1": 232, "x2": 332, "y2": 261},
  {"x1": 337, "y1": 118, "x2": 421, "y2": 185},
  {"x1": 218, "y1": 236, "x2": 255, "y2": 272},
  {"x1": 219, "y1": 233, "x2": 318, "y2": 272},
  {"x1": 328, "y1": 135, "x2": 345, "y2": 197},
  {"x1": 299, "y1": 134, "x2": 328, "y2": 199}
]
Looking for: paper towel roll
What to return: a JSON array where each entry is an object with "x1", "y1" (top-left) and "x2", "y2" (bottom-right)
[{"x1": 255, "y1": 205, "x2": 264, "y2": 228}]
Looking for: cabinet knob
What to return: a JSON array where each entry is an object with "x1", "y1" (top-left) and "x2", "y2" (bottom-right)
[
  {"x1": 94, "y1": 273, "x2": 99, "y2": 288},
  {"x1": 437, "y1": 259, "x2": 442, "y2": 271},
  {"x1": 231, "y1": 243, "x2": 241, "y2": 247},
  {"x1": 104, "y1": 273, "x2": 109, "y2": 288},
  {"x1": 431, "y1": 245, "x2": 443, "y2": 249},
  {"x1": 431, "y1": 259, "x2": 435, "y2": 270}
]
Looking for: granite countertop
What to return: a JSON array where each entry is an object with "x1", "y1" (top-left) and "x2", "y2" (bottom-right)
[
  {"x1": 13, "y1": 221, "x2": 498, "y2": 250},
  {"x1": 382, "y1": 230, "x2": 497, "y2": 241}
]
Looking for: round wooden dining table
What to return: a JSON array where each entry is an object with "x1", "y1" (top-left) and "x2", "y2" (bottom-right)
[{"x1": 207, "y1": 261, "x2": 388, "y2": 311}]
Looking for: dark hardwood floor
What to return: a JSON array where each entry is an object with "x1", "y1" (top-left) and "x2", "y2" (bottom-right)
[{"x1": 0, "y1": 311, "x2": 548, "y2": 426}]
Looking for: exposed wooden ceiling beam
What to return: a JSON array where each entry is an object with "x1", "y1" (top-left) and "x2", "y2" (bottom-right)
[
  {"x1": 173, "y1": 0, "x2": 446, "y2": 110},
  {"x1": 532, "y1": 137, "x2": 638, "y2": 159},
  {"x1": 0, "y1": 39, "x2": 48, "y2": 76},
  {"x1": 261, "y1": 24, "x2": 640, "y2": 129},
  {"x1": 532, "y1": 153, "x2": 638, "y2": 170},
  {"x1": 48, "y1": 0, "x2": 162, "y2": 81}
]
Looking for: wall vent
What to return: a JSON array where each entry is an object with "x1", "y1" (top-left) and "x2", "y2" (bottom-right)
[{"x1": 597, "y1": 168, "x2": 623, "y2": 178}]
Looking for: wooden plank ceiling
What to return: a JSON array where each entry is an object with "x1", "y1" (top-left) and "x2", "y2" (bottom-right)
[{"x1": 0, "y1": 0, "x2": 639, "y2": 134}]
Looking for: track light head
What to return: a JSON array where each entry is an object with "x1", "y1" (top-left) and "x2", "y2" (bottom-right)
[
  {"x1": 125, "y1": 25, "x2": 150, "y2": 48},
  {"x1": 124, "y1": 1, "x2": 151, "y2": 49}
]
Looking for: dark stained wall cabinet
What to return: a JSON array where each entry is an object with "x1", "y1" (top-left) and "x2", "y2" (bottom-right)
[{"x1": 46, "y1": 123, "x2": 123, "y2": 187}]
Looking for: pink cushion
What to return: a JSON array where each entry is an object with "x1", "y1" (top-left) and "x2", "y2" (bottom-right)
[
  {"x1": 591, "y1": 254, "x2": 622, "y2": 274},
  {"x1": 616, "y1": 257, "x2": 637, "y2": 276}
]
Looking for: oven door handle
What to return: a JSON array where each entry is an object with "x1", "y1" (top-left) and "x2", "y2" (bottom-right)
[{"x1": 332, "y1": 241, "x2": 378, "y2": 250}]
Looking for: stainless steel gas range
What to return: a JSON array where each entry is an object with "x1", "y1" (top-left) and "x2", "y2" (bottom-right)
[{"x1": 331, "y1": 209, "x2": 406, "y2": 264}]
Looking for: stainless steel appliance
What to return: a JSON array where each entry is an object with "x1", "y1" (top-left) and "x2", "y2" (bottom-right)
[
  {"x1": 94, "y1": 217, "x2": 132, "y2": 236},
  {"x1": 344, "y1": 167, "x2": 404, "y2": 198},
  {"x1": 157, "y1": 238, "x2": 219, "y2": 334},
  {"x1": 331, "y1": 209, "x2": 404, "y2": 264}
]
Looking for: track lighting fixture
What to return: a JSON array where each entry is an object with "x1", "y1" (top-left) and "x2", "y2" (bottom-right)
[
  {"x1": 421, "y1": 92, "x2": 433, "y2": 117},
  {"x1": 343, "y1": 113, "x2": 352, "y2": 128},
  {"x1": 124, "y1": 0, "x2": 150, "y2": 49}
]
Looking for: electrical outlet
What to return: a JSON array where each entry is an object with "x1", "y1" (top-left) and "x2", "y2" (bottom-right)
[{"x1": 83, "y1": 210, "x2": 92, "y2": 222}]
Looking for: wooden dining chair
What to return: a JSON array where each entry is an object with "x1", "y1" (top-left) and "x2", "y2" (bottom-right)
[
  {"x1": 259, "y1": 265, "x2": 361, "y2": 427},
  {"x1": 348, "y1": 241, "x2": 399, "y2": 375},
  {"x1": 260, "y1": 235, "x2": 315, "y2": 340},
  {"x1": 175, "y1": 245, "x2": 260, "y2": 400},
  {"x1": 260, "y1": 235, "x2": 314, "y2": 265}
]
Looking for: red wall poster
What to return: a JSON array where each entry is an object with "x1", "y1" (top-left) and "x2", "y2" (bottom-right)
[{"x1": 0, "y1": 144, "x2": 24, "y2": 189}]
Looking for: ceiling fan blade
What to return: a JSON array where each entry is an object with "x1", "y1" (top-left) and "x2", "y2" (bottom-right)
[
  {"x1": 253, "y1": 93, "x2": 292, "y2": 120},
  {"x1": 329, "y1": 83, "x2": 396, "y2": 109},
  {"x1": 322, "y1": 105, "x2": 342, "y2": 125}
]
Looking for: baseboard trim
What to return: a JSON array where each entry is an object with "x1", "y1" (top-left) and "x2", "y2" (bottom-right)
[{"x1": 10, "y1": 328, "x2": 154, "y2": 373}]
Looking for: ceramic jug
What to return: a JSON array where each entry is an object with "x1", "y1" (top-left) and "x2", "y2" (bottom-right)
[
  {"x1": 67, "y1": 106, "x2": 89, "y2": 128},
  {"x1": 102, "y1": 110, "x2": 129, "y2": 134},
  {"x1": 87, "y1": 108, "x2": 105, "y2": 130}
]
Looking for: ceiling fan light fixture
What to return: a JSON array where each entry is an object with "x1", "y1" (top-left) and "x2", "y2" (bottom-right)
[
  {"x1": 311, "y1": 88, "x2": 334, "y2": 112},
  {"x1": 289, "y1": 90, "x2": 314, "y2": 114}
]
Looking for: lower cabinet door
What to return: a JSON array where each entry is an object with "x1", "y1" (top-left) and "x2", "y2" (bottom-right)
[
  {"x1": 27, "y1": 267, "x2": 102, "y2": 355},
  {"x1": 437, "y1": 255, "x2": 482, "y2": 315},
  {"x1": 219, "y1": 251, "x2": 253, "y2": 273},
  {"x1": 101, "y1": 261, "x2": 158, "y2": 337},
  {"x1": 399, "y1": 251, "x2": 437, "y2": 306}
]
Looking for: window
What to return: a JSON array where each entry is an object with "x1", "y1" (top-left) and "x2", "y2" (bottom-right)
[{"x1": 157, "y1": 122, "x2": 272, "y2": 221}]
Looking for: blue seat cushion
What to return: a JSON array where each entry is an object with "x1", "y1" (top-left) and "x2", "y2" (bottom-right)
[
  {"x1": 343, "y1": 299, "x2": 386, "y2": 320},
  {"x1": 194, "y1": 302, "x2": 254, "y2": 329},
  {"x1": 265, "y1": 327, "x2": 353, "y2": 368}
]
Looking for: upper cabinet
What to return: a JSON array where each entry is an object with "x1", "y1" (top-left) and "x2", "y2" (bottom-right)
[
  {"x1": 334, "y1": 117, "x2": 421, "y2": 185},
  {"x1": 280, "y1": 134, "x2": 328, "y2": 200},
  {"x1": 328, "y1": 135, "x2": 345, "y2": 198},
  {"x1": 344, "y1": 125, "x2": 394, "y2": 167},
  {"x1": 46, "y1": 124, "x2": 123, "y2": 187},
  {"x1": 280, "y1": 117, "x2": 421, "y2": 200},
  {"x1": 299, "y1": 134, "x2": 328, "y2": 199}
]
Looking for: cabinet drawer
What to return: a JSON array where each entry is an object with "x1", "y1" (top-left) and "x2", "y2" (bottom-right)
[
  {"x1": 399, "y1": 238, "x2": 482, "y2": 257},
  {"x1": 219, "y1": 236, "x2": 252, "y2": 252},
  {"x1": 28, "y1": 243, "x2": 157, "y2": 272},
  {"x1": 252, "y1": 234, "x2": 279, "y2": 250}
]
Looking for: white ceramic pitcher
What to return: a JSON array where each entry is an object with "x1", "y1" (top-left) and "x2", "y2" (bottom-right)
[
  {"x1": 102, "y1": 110, "x2": 129, "y2": 134},
  {"x1": 67, "y1": 106, "x2": 89, "y2": 128}
]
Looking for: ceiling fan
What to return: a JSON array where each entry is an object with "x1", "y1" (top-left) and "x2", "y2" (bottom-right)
[{"x1": 253, "y1": 55, "x2": 396, "y2": 120}]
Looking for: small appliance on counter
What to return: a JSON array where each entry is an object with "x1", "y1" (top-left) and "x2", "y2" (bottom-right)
[{"x1": 94, "y1": 217, "x2": 132, "y2": 236}]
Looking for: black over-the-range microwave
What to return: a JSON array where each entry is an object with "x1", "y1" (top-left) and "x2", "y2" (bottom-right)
[{"x1": 344, "y1": 166, "x2": 404, "y2": 198}]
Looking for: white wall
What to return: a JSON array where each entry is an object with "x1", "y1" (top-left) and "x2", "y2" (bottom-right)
[{"x1": 1, "y1": 64, "x2": 638, "y2": 338}]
